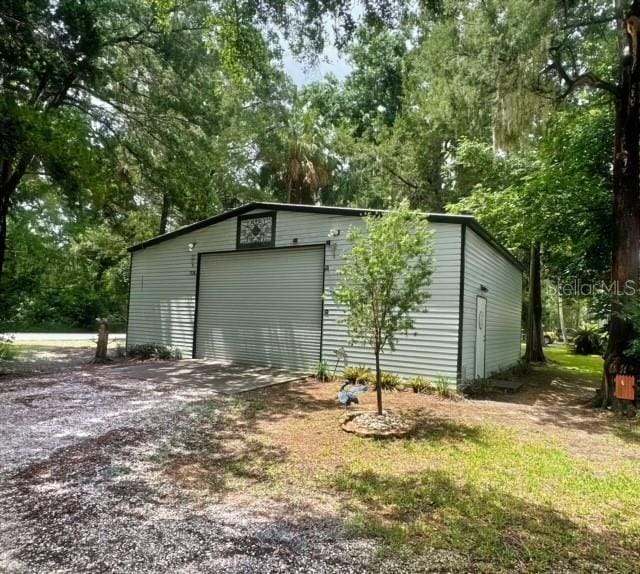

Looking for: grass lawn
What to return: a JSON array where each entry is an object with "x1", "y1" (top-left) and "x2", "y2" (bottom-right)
[
  {"x1": 544, "y1": 344, "x2": 604, "y2": 377},
  {"x1": 159, "y1": 346, "x2": 640, "y2": 573}
]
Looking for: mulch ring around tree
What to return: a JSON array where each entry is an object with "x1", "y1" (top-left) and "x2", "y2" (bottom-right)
[{"x1": 341, "y1": 410, "x2": 414, "y2": 438}]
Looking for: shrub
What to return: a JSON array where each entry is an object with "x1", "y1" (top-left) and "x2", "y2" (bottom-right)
[
  {"x1": 573, "y1": 326, "x2": 602, "y2": 355},
  {"x1": 408, "y1": 376, "x2": 433, "y2": 394},
  {"x1": 463, "y1": 378, "x2": 495, "y2": 398},
  {"x1": 0, "y1": 335, "x2": 18, "y2": 361},
  {"x1": 434, "y1": 376, "x2": 459, "y2": 399},
  {"x1": 343, "y1": 365, "x2": 374, "y2": 385},
  {"x1": 128, "y1": 343, "x2": 182, "y2": 360},
  {"x1": 315, "y1": 360, "x2": 331, "y2": 382},
  {"x1": 380, "y1": 372, "x2": 402, "y2": 391}
]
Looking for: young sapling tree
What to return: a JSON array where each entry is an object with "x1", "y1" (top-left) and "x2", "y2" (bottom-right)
[{"x1": 333, "y1": 202, "x2": 434, "y2": 415}]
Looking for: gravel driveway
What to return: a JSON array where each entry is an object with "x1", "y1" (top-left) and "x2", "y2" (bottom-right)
[{"x1": 0, "y1": 365, "x2": 389, "y2": 574}]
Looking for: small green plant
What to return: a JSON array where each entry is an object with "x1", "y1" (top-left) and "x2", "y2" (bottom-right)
[
  {"x1": 315, "y1": 360, "x2": 331, "y2": 382},
  {"x1": 128, "y1": 343, "x2": 182, "y2": 360},
  {"x1": 463, "y1": 378, "x2": 495, "y2": 398},
  {"x1": 408, "y1": 376, "x2": 434, "y2": 393},
  {"x1": 380, "y1": 372, "x2": 402, "y2": 391},
  {"x1": 573, "y1": 326, "x2": 602, "y2": 355},
  {"x1": 434, "y1": 376, "x2": 459, "y2": 399},
  {"x1": 343, "y1": 365, "x2": 374, "y2": 385},
  {"x1": 0, "y1": 335, "x2": 18, "y2": 361}
]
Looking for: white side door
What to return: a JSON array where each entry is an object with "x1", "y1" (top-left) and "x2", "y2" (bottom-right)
[{"x1": 474, "y1": 296, "x2": 487, "y2": 379}]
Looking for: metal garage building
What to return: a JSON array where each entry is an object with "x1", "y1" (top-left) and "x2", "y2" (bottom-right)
[{"x1": 126, "y1": 202, "x2": 523, "y2": 384}]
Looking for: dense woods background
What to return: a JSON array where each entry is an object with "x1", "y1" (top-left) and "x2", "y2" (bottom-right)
[{"x1": 0, "y1": 0, "x2": 630, "y2": 345}]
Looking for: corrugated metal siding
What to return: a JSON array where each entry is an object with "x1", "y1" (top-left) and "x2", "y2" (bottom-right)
[
  {"x1": 127, "y1": 209, "x2": 462, "y2": 379},
  {"x1": 195, "y1": 247, "x2": 324, "y2": 370},
  {"x1": 460, "y1": 228, "x2": 522, "y2": 380},
  {"x1": 322, "y1": 220, "x2": 462, "y2": 380}
]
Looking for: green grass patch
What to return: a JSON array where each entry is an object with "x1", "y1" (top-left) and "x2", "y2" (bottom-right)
[
  {"x1": 544, "y1": 345, "x2": 603, "y2": 377},
  {"x1": 327, "y1": 426, "x2": 640, "y2": 571}
]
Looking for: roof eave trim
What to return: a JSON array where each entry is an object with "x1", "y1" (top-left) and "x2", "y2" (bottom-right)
[{"x1": 127, "y1": 202, "x2": 524, "y2": 272}]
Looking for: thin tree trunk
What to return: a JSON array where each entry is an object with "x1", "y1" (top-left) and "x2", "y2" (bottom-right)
[
  {"x1": 0, "y1": 155, "x2": 34, "y2": 285},
  {"x1": 525, "y1": 243, "x2": 545, "y2": 362},
  {"x1": 558, "y1": 291, "x2": 567, "y2": 344},
  {"x1": 159, "y1": 193, "x2": 171, "y2": 235},
  {"x1": 593, "y1": 1, "x2": 640, "y2": 408},
  {"x1": 374, "y1": 345, "x2": 383, "y2": 415},
  {"x1": 0, "y1": 195, "x2": 9, "y2": 283}
]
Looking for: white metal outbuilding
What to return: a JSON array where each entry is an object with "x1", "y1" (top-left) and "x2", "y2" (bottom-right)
[{"x1": 127, "y1": 202, "x2": 523, "y2": 385}]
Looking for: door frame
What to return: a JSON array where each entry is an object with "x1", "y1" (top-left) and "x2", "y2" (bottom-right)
[
  {"x1": 474, "y1": 295, "x2": 487, "y2": 379},
  {"x1": 192, "y1": 243, "x2": 327, "y2": 359}
]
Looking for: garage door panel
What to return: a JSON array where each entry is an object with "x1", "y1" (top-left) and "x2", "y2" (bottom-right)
[{"x1": 195, "y1": 246, "x2": 324, "y2": 371}]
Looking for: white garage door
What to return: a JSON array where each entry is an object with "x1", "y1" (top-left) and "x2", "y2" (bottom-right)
[{"x1": 195, "y1": 246, "x2": 324, "y2": 371}]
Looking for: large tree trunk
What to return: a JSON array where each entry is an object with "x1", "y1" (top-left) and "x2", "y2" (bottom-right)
[
  {"x1": 525, "y1": 243, "x2": 546, "y2": 362},
  {"x1": 594, "y1": 1, "x2": 640, "y2": 408}
]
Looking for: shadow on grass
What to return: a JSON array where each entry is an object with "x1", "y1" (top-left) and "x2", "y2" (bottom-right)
[
  {"x1": 329, "y1": 467, "x2": 637, "y2": 573},
  {"x1": 156, "y1": 383, "x2": 339, "y2": 494},
  {"x1": 402, "y1": 408, "x2": 487, "y2": 445},
  {"x1": 480, "y1": 359, "x2": 640, "y2": 445}
]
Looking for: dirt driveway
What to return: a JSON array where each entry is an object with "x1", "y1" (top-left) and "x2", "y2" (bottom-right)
[{"x1": 0, "y1": 360, "x2": 382, "y2": 574}]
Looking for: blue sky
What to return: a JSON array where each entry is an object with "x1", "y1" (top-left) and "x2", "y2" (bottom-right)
[{"x1": 282, "y1": 42, "x2": 352, "y2": 86}]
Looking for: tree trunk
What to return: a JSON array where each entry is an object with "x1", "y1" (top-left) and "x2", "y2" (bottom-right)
[
  {"x1": 159, "y1": 193, "x2": 171, "y2": 235},
  {"x1": 374, "y1": 345, "x2": 383, "y2": 415},
  {"x1": 0, "y1": 194, "x2": 9, "y2": 284},
  {"x1": 593, "y1": 1, "x2": 640, "y2": 408},
  {"x1": 0, "y1": 155, "x2": 33, "y2": 285},
  {"x1": 92, "y1": 319, "x2": 110, "y2": 363},
  {"x1": 558, "y1": 291, "x2": 567, "y2": 344},
  {"x1": 525, "y1": 243, "x2": 546, "y2": 362}
]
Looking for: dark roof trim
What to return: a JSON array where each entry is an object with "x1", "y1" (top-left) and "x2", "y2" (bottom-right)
[{"x1": 128, "y1": 201, "x2": 523, "y2": 271}]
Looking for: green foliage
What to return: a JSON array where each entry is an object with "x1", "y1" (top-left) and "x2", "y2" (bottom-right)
[
  {"x1": 434, "y1": 376, "x2": 458, "y2": 400},
  {"x1": 623, "y1": 340, "x2": 640, "y2": 362},
  {"x1": 343, "y1": 365, "x2": 375, "y2": 385},
  {"x1": 127, "y1": 343, "x2": 182, "y2": 361},
  {"x1": 380, "y1": 372, "x2": 402, "y2": 391},
  {"x1": 621, "y1": 300, "x2": 640, "y2": 361},
  {"x1": 407, "y1": 376, "x2": 433, "y2": 394},
  {"x1": 315, "y1": 360, "x2": 331, "y2": 382},
  {"x1": 449, "y1": 105, "x2": 613, "y2": 284},
  {"x1": 260, "y1": 97, "x2": 334, "y2": 204},
  {"x1": 0, "y1": 335, "x2": 18, "y2": 361},
  {"x1": 334, "y1": 203, "x2": 433, "y2": 413},
  {"x1": 573, "y1": 326, "x2": 603, "y2": 356}
]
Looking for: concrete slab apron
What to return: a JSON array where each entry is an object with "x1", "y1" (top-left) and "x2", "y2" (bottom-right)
[{"x1": 108, "y1": 360, "x2": 305, "y2": 394}]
